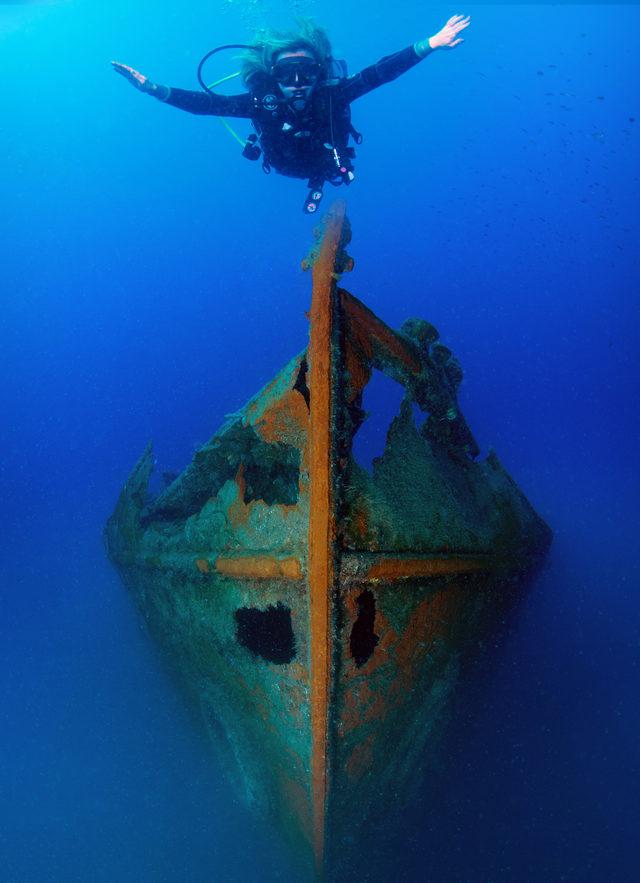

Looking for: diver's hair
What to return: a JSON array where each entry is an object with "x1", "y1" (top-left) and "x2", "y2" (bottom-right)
[{"x1": 240, "y1": 19, "x2": 333, "y2": 87}]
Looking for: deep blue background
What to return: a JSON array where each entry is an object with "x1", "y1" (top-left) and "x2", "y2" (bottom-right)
[{"x1": 1, "y1": 2, "x2": 638, "y2": 880}]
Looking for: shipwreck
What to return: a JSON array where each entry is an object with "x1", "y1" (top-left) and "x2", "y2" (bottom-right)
[{"x1": 105, "y1": 202, "x2": 551, "y2": 879}]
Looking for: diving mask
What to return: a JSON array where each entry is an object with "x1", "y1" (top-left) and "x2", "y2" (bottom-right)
[{"x1": 271, "y1": 57, "x2": 321, "y2": 87}]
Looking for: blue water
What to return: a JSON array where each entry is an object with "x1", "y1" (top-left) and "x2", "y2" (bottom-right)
[{"x1": 1, "y1": 1, "x2": 638, "y2": 880}]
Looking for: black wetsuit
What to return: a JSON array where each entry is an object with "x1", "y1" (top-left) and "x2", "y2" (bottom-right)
[{"x1": 159, "y1": 45, "x2": 425, "y2": 186}]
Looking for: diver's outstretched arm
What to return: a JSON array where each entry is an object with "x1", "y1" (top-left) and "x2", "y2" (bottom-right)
[
  {"x1": 111, "y1": 61, "x2": 253, "y2": 117},
  {"x1": 111, "y1": 62, "x2": 171, "y2": 100},
  {"x1": 340, "y1": 14, "x2": 471, "y2": 104}
]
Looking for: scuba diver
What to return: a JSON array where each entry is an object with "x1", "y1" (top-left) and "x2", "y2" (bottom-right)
[{"x1": 112, "y1": 16, "x2": 470, "y2": 214}]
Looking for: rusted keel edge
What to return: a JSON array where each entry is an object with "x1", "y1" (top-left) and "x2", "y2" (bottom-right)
[{"x1": 308, "y1": 201, "x2": 346, "y2": 876}]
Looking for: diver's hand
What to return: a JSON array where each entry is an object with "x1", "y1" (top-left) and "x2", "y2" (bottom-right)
[
  {"x1": 429, "y1": 14, "x2": 471, "y2": 50},
  {"x1": 111, "y1": 61, "x2": 156, "y2": 93}
]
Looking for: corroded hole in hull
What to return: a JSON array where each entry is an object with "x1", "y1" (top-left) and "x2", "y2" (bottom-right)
[
  {"x1": 351, "y1": 370, "x2": 408, "y2": 474},
  {"x1": 349, "y1": 589, "x2": 380, "y2": 667},
  {"x1": 293, "y1": 357, "x2": 310, "y2": 410},
  {"x1": 235, "y1": 603, "x2": 297, "y2": 664},
  {"x1": 350, "y1": 370, "x2": 427, "y2": 477}
]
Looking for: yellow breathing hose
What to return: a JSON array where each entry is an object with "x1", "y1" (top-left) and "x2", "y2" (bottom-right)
[
  {"x1": 208, "y1": 72, "x2": 241, "y2": 88},
  {"x1": 207, "y1": 72, "x2": 246, "y2": 147}
]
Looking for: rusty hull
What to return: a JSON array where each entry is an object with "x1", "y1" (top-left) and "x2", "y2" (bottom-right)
[{"x1": 105, "y1": 202, "x2": 551, "y2": 879}]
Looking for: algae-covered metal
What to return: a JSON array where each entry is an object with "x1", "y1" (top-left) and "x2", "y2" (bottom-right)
[{"x1": 105, "y1": 202, "x2": 551, "y2": 879}]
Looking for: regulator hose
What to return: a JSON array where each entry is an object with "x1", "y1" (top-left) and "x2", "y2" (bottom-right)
[{"x1": 197, "y1": 44, "x2": 255, "y2": 94}]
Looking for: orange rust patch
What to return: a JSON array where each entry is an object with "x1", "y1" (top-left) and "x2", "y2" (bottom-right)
[
  {"x1": 195, "y1": 558, "x2": 210, "y2": 574},
  {"x1": 349, "y1": 499, "x2": 370, "y2": 542},
  {"x1": 355, "y1": 609, "x2": 397, "y2": 680},
  {"x1": 342, "y1": 596, "x2": 396, "y2": 679},
  {"x1": 340, "y1": 680, "x2": 363, "y2": 734},
  {"x1": 287, "y1": 662, "x2": 310, "y2": 685},
  {"x1": 226, "y1": 462, "x2": 302, "y2": 526},
  {"x1": 253, "y1": 388, "x2": 309, "y2": 447},
  {"x1": 337, "y1": 586, "x2": 474, "y2": 782},
  {"x1": 419, "y1": 583, "x2": 468, "y2": 647},
  {"x1": 345, "y1": 732, "x2": 375, "y2": 781},
  {"x1": 339, "y1": 602, "x2": 398, "y2": 735},
  {"x1": 341, "y1": 679, "x2": 389, "y2": 735},
  {"x1": 390, "y1": 583, "x2": 468, "y2": 701},
  {"x1": 285, "y1": 682, "x2": 308, "y2": 732},
  {"x1": 365, "y1": 557, "x2": 490, "y2": 581},
  {"x1": 226, "y1": 464, "x2": 251, "y2": 528},
  {"x1": 340, "y1": 289, "x2": 421, "y2": 375},
  {"x1": 375, "y1": 610, "x2": 397, "y2": 655},
  {"x1": 278, "y1": 769, "x2": 313, "y2": 847},
  {"x1": 343, "y1": 586, "x2": 359, "y2": 620},
  {"x1": 393, "y1": 595, "x2": 435, "y2": 692},
  {"x1": 338, "y1": 584, "x2": 474, "y2": 738},
  {"x1": 343, "y1": 339, "x2": 371, "y2": 403},
  {"x1": 214, "y1": 556, "x2": 303, "y2": 580},
  {"x1": 245, "y1": 375, "x2": 280, "y2": 420}
]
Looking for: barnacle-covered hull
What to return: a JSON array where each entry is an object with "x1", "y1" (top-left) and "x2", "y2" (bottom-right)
[{"x1": 105, "y1": 202, "x2": 551, "y2": 879}]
